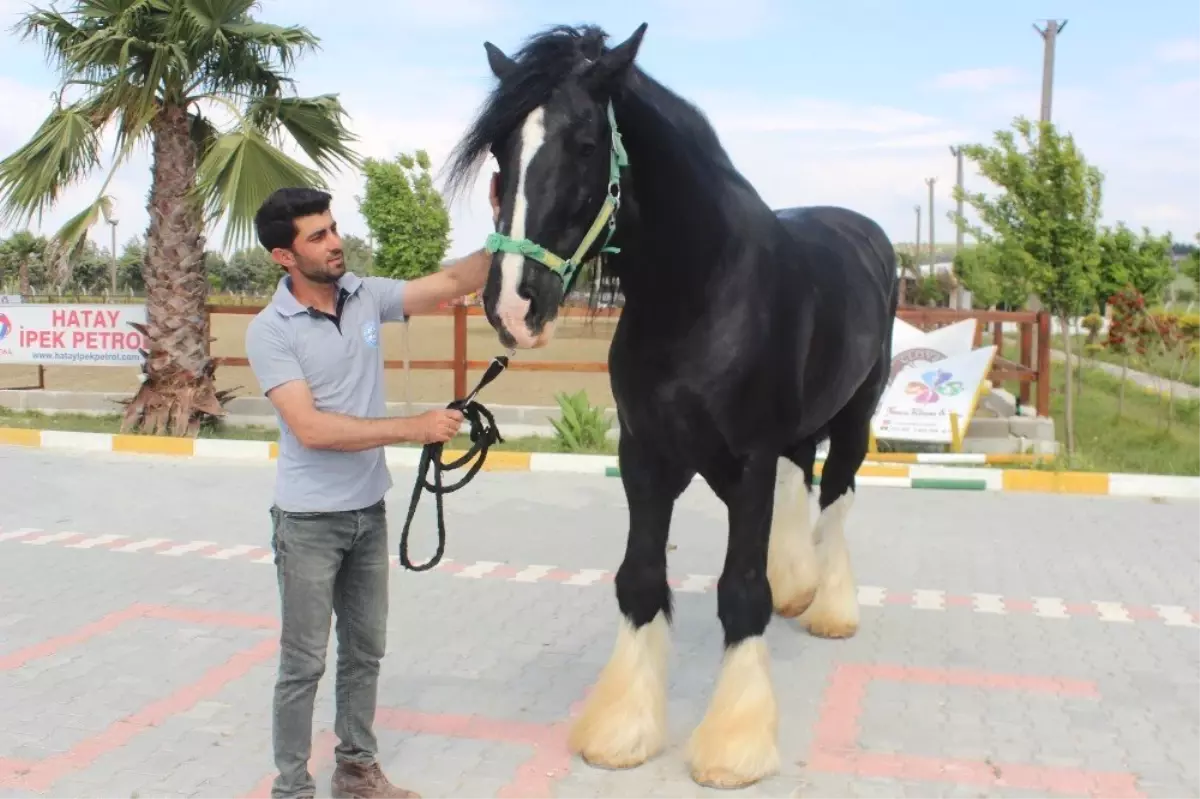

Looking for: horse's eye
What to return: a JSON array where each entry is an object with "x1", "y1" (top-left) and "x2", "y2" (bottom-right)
[{"x1": 580, "y1": 142, "x2": 596, "y2": 157}]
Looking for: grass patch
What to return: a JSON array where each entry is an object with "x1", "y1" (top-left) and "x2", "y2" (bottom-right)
[
  {"x1": 1073, "y1": 335, "x2": 1199, "y2": 388},
  {"x1": 1036, "y1": 361, "x2": 1199, "y2": 476},
  {"x1": 1003, "y1": 331, "x2": 1200, "y2": 387},
  {"x1": 0, "y1": 407, "x2": 617, "y2": 455}
]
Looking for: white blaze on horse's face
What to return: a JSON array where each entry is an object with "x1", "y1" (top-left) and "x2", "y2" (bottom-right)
[{"x1": 496, "y1": 105, "x2": 556, "y2": 349}]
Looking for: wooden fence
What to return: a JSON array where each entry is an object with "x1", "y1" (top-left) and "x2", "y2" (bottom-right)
[
  {"x1": 897, "y1": 308, "x2": 1052, "y2": 417},
  {"x1": 206, "y1": 304, "x2": 1053, "y2": 417}
]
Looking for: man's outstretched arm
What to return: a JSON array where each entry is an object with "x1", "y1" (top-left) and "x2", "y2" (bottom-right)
[
  {"x1": 266, "y1": 379, "x2": 461, "y2": 451},
  {"x1": 246, "y1": 319, "x2": 461, "y2": 451}
]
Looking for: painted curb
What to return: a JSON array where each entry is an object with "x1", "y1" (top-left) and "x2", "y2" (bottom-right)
[{"x1": 2, "y1": 425, "x2": 1198, "y2": 500}]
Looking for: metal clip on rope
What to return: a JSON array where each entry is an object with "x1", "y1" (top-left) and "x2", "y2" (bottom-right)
[{"x1": 397, "y1": 352, "x2": 512, "y2": 572}]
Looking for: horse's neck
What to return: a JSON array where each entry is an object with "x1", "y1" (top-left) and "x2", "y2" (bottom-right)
[
  {"x1": 609, "y1": 80, "x2": 777, "y2": 311},
  {"x1": 613, "y1": 103, "x2": 776, "y2": 316}
]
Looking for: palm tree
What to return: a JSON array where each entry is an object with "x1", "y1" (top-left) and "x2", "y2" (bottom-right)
[
  {"x1": 0, "y1": 0, "x2": 359, "y2": 435},
  {"x1": 0, "y1": 231, "x2": 46, "y2": 295}
]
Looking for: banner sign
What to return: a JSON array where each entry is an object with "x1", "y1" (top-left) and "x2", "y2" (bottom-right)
[
  {"x1": 872, "y1": 345, "x2": 997, "y2": 444},
  {"x1": 887, "y1": 318, "x2": 977, "y2": 389},
  {"x1": 0, "y1": 304, "x2": 147, "y2": 367},
  {"x1": 0, "y1": 295, "x2": 22, "y2": 304}
]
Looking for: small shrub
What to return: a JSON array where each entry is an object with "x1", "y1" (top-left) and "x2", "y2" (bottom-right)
[{"x1": 549, "y1": 390, "x2": 611, "y2": 453}]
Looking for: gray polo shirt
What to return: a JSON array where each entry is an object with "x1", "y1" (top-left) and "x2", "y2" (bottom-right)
[{"x1": 245, "y1": 272, "x2": 408, "y2": 513}]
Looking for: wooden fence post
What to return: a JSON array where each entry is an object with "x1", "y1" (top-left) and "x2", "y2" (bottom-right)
[
  {"x1": 1036, "y1": 311, "x2": 1051, "y2": 418},
  {"x1": 1019, "y1": 321, "x2": 1033, "y2": 406},
  {"x1": 453, "y1": 303, "x2": 468, "y2": 399}
]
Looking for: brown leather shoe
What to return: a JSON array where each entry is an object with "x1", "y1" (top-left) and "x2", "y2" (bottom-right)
[{"x1": 330, "y1": 761, "x2": 420, "y2": 798}]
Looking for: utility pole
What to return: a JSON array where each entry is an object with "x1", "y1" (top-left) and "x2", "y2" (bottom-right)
[
  {"x1": 948, "y1": 146, "x2": 965, "y2": 254},
  {"x1": 1033, "y1": 20, "x2": 1066, "y2": 123},
  {"x1": 925, "y1": 177, "x2": 936, "y2": 273},
  {"x1": 1029, "y1": 19, "x2": 1066, "y2": 314},
  {"x1": 949, "y1": 146, "x2": 965, "y2": 310},
  {"x1": 914, "y1": 203, "x2": 921, "y2": 261}
]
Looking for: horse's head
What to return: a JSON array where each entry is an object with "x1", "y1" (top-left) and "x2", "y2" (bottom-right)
[{"x1": 446, "y1": 24, "x2": 647, "y2": 350}]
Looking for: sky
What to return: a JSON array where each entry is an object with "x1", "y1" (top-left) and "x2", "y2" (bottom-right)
[{"x1": 0, "y1": 0, "x2": 1197, "y2": 259}]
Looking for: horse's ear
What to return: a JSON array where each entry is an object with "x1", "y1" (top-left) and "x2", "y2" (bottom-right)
[
  {"x1": 583, "y1": 22, "x2": 648, "y2": 94},
  {"x1": 485, "y1": 41, "x2": 516, "y2": 79}
]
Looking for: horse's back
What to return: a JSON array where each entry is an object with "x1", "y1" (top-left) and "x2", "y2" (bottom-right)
[{"x1": 773, "y1": 205, "x2": 895, "y2": 296}]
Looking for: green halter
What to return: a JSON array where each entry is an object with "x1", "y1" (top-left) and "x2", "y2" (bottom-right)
[{"x1": 484, "y1": 102, "x2": 628, "y2": 294}]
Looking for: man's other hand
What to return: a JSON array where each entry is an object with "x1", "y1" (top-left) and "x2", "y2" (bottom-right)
[{"x1": 407, "y1": 408, "x2": 464, "y2": 444}]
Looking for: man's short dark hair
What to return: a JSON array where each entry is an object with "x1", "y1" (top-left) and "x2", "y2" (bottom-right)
[{"x1": 254, "y1": 187, "x2": 333, "y2": 252}]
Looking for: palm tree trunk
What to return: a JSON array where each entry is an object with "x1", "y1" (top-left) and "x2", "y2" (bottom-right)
[
  {"x1": 121, "y1": 103, "x2": 226, "y2": 436},
  {"x1": 18, "y1": 258, "x2": 30, "y2": 295}
]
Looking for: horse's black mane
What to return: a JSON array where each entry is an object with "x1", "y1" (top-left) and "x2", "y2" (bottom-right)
[
  {"x1": 442, "y1": 25, "x2": 609, "y2": 200},
  {"x1": 442, "y1": 23, "x2": 746, "y2": 203}
]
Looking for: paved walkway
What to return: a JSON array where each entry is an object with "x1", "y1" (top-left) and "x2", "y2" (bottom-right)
[
  {"x1": 1052, "y1": 349, "x2": 1200, "y2": 401},
  {"x1": 0, "y1": 447, "x2": 1197, "y2": 798}
]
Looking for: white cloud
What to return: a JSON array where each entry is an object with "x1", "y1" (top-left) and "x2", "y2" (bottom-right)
[
  {"x1": 932, "y1": 67, "x2": 1024, "y2": 92},
  {"x1": 1156, "y1": 36, "x2": 1200, "y2": 63}
]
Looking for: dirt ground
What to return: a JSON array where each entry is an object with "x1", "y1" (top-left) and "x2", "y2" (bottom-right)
[{"x1": 0, "y1": 312, "x2": 620, "y2": 408}]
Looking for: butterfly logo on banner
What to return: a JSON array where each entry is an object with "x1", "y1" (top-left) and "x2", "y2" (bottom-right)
[{"x1": 905, "y1": 368, "x2": 965, "y2": 404}]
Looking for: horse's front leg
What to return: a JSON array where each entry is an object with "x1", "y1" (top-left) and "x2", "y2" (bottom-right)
[
  {"x1": 688, "y1": 454, "x2": 780, "y2": 788},
  {"x1": 568, "y1": 432, "x2": 693, "y2": 770}
]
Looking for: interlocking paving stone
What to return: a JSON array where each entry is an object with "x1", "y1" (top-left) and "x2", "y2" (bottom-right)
[{"x1": 0, "y1": 447, "x2": 1197, "y2": 798}]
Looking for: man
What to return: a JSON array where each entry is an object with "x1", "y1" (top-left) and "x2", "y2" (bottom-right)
[{"x1": 245, "y1": 184, "x2": 498, "y2": 799}]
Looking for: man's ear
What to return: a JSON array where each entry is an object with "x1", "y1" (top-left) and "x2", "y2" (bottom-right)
[
  {"x1": 583, "y1": 23, "x2": 647, "y2": 94},
  {"x1": 485, "y1": 41, "x2": 516, "y2": 79},
  {"x1": 270, "y1": 248, "x2": 296, "y2": 269}
]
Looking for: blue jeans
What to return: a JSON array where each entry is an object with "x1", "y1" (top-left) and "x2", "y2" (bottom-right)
[{"x1": 269, "y1": 500, "x2": 390, "y2": 799}]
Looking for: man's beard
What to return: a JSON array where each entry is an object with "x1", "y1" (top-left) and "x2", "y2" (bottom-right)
[{"x1": 296, "y1": 255, "x2": 344, "y2": 284}]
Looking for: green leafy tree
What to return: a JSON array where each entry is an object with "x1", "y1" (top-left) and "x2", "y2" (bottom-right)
[
  {"x1": 1096, "y1": 223, "x2": 1175, "y2": 309},
  {"x1": 0, "y1": 0, "x2": 359, "y2": 436},
  {"x1": 118, "y1": 238, "x2": 146, "y2": 293},
  {"x1": 952, "y1": 239, "x2": 1030, "y2": 310},
  {"x1": 357, "y1": 150, "x2": 450, "y2": 280},
  {"x1": 68, "y1": 239, "x2": 109, "y2": 293},
  {"x1": 951, "y1": 117, "x2": 1104, "y2": 456},
  {"x1": 211, "y1": 246, "x2": 277, "y2": 293},
  {"x1": 1182, "y1": 233, "x2": 1200, "y2": 291},
  {"x1": 339, "y1": 233, "x2": 375, "y2": 275}
]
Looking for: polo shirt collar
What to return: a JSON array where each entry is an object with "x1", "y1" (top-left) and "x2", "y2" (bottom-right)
[{"x1": 270, "y1": 271, "x2": 363, "y2": 317}]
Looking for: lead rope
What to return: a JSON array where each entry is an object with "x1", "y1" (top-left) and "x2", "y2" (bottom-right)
[{"x1": 397, "y1": 352, "x2": 512, "y2": 571}]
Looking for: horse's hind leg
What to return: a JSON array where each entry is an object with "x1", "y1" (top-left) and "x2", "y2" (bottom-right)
[
  {"x1": 799, "y1": 389, "x2": 877, "y2": 640},
  {"x1": 568, "y1": 432, "x2": 692, "y2": 770},
  {"x1": 688, "y1": 454, "x2": 780, "y2": 788},
  {"x1": 767, "y1": 440, "x2": 819, "y2": 617}
]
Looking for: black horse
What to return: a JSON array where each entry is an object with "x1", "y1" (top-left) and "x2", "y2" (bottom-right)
[{"x1": 444, "y1": 23, "x2": 898, "y2": 789}]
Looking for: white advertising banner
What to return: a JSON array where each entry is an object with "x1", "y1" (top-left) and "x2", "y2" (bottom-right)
[
  {"x1": 872, "y1": 345, "x2": 997, "y2": 444},
  {"x1": 0, "y1": 295, "x2": 22, "y2": 304},
  {"x1": 887, "y1": 317, "x2": 978, "y2": 389},
  {"x1": 0, "y1": 304, "x2": 147, "y2": 367}
]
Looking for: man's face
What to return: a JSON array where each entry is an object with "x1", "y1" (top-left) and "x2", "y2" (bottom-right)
[{"x1": 277, "y1": 210, "x2": 344, "y2": 283}]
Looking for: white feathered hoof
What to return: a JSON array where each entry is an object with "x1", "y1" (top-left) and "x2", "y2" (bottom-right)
[
  {"x1": 799, "y1": 492, "x2": 860, "y2": 639},
  {"x1": 568, "y1": 611, "x2": 669, "y2": 770},
  {"x1": 687, "y1": 636, "x2": 780, "y2": 788}
]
